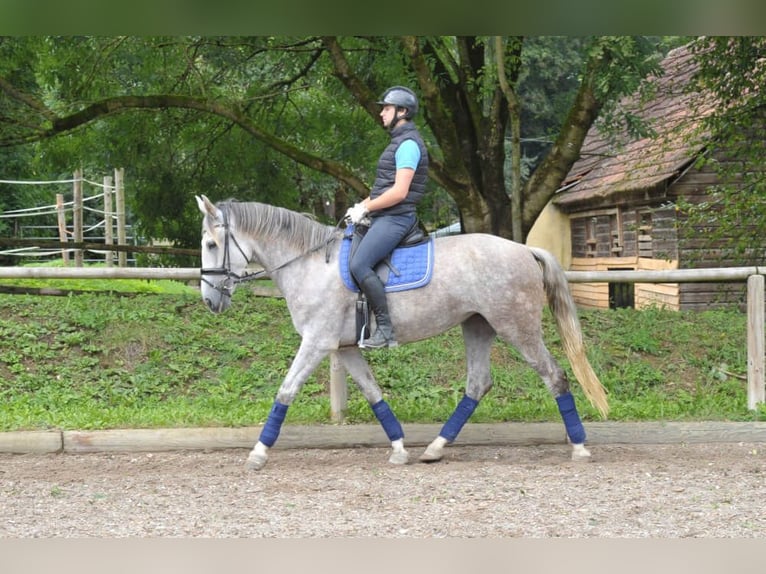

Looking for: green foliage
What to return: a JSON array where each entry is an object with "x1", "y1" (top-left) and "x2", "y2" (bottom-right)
[
  {"x1": 587, "y1": 36, "x2": 666, "y2": 139},
  {"x1": 1, "y1": 35, "x2": 683, "y2": 246},
  {"x1": 0, "y1": 286, "x2": 762, "y2": 432},
  {"x1": 2, "y1": 36, "x2": 368, "y2": 249},
  {"x1": 677, "y1": 37, "x2": 766, "y2": 264}
]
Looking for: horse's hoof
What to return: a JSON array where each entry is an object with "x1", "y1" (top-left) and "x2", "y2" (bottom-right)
[
  {"x1": 245, "y1": 453, "x2": 268, "y2": 471},
  {"x1": 418, "y1": 449, "x2": 444, "y2": 463},
  {"x1": 418, "y1": 451, "x2": 444, "y2": 463},
  {"x1": 389, "y1": 450, "x2": 409, "y2": 465},
  {"x1": 571, "y1": 443, "x2": 592, "y2": 462},
  {"x1": 419, "y1": 437, "x2": 447, "y2": 463}
]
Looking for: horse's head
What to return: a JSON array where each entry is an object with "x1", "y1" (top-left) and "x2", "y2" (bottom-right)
[{"x1": 196, "y1": 194, "x2": 251, "y2": 313}]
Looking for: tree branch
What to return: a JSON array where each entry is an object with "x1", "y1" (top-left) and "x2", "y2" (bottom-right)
[
  {"x1": 402, "y1": 37, "x2": 473, "y2": 196},
  {"x1": 495, "y1": 36, "x2": 524, "y2": 242},
  {"x1": 4, "y1": 93, "x2": 369, "y2": 195},
  {"x1": 522, "y1": 53, "x2": 602, "y2": 233},
  {"x1": 320, "y1": 36, "x2": 380, "y2": 122},
  {"x1": 0, "y1": 76, "x2": 57, "y2": 122}
]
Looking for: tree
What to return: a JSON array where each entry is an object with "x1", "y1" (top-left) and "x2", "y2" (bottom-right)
[
  {"x1": 0, "y1": 36, "x2": 664, "y2": 246},
  {"x1": 682, "y1": 36, "x2": 766, "y2": 262}
]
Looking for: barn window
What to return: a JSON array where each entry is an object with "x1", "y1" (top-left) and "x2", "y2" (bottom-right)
[{"x1": 571, "y1": 209, "x2": 621, "y2": 258}]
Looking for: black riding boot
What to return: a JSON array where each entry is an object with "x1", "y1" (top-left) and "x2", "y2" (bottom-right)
[{"x1": 359, "y1": 275, "x2": 397, "y2": 349}]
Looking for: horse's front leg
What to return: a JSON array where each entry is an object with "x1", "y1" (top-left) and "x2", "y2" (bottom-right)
[
  {"x1": 336, "y1": 347, "x2": 409, "y2": 465},
  {"x1": 246, "y1": 341, "x2": 329, "y2": 471}
]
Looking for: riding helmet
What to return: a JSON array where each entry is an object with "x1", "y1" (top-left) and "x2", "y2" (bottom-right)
[{"x1": 377, "y1": 86, "x2": 419, "y2": 119}]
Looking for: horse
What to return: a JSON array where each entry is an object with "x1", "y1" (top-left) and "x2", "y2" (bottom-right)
[{"x1": 196, "y1": 195, "x2": 608, "y2": 470}]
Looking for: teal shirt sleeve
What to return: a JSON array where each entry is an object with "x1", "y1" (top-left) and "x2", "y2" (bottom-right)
[{"x1": 395, "y1": 139, "x2": 421, "y2": 170}]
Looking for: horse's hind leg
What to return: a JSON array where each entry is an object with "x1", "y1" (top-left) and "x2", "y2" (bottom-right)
[
  {"x1": 420, "y1": 314, "x2": 496, "y2": 463},
  {"x1": 526, "y1": 347, "x2": 591, "y2": 461},
  {"x1": 494, "y1": 319, "x2": 591, "y2": 462},
  {"x1": 336, "y1": 347, "x2": 409, "y2": 465}
]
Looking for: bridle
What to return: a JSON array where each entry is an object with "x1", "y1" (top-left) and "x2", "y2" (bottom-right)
[
  {"x1": 199, "y1": 205, "x2": 340, "y2": 308},
  {"x1": 199, "y1": 208, "x2": 262, "y2": 307}
]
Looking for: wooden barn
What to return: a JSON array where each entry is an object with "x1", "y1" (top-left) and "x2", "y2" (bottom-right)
[{"x1": 540, "y1": 43, "x2": 763, "y2": 311}]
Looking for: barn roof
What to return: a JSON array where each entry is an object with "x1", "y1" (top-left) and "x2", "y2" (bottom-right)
[{"x1": 554, "y1": 43, "x2": 716, "y2": 210}]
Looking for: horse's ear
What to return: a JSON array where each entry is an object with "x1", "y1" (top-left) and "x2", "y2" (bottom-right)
[{"x1": 196, "y1": 195, "x2": 220, "y2": 220}]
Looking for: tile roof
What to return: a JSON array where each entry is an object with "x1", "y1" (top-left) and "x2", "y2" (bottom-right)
[{"x1": 554, "y1": 43, "x2": 716, "y2": 209}]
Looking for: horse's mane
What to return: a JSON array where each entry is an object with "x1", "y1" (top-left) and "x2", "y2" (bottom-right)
[{"x1": 220, "y1": 200, "x2": 338, "y2": 252}]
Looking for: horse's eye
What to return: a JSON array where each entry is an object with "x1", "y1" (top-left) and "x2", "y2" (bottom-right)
[{"x1": 206, "y1": 240, "x2": 217, "y2": 250}]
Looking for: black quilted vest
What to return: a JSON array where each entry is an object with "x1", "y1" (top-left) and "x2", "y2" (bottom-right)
[{"x1": 369, "y1": 122, "x2": 429, "y2": 217}]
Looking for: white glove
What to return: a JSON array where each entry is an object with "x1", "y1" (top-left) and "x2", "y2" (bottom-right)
[{"x1": 345, "y1": 202, "x2": 369, "y2": 225}]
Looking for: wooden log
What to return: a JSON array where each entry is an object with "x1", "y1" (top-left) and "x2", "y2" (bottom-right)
[
  {"x1": 0, "y1": 422, "x2": 763, "y2": 454},
  {"x1": 63, "y1": 427, "x2": 260, "y2": 453},
  {"x1": 586, "y1": 421, "x2": 766, "y2": 444},
  {"x1": 0, "y1": 431, "x2": 62, "y2": 453},
  {"x1": 55, "y1": 193, "x2": 69, "y2": 265},
  {"x1": 567, "y1": 267, "x2": 763, "y2": 283},
  {"x1": 61, "y1": 423, "x2": 568, "y2": 452},
  {"x1": 115, "y1": 167, "x2": 127, "y2": 267},
  {"x1": 0, "y1": 266, "x2": 201, "y2": 280},
  {"x1": 747, "y1": 275, "x2": 765, "y2": 409},
  {"x1": 103, "y1": 175, "x2": 114, "y2": 267}
]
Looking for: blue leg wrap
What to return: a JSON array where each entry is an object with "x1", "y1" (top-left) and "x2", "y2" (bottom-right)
[
  {"x1": 556, "y1": 392, "x2": 586, "y2": 444},
  {"x1": 259, "y1": 401, "x2": 289, "y2": 447},
  {"x1": 440, "y1": 394, "x2": 479, "y2": 443},
  {"x1": 372, "y1": 400, "x2": 404, "y2": 441}
]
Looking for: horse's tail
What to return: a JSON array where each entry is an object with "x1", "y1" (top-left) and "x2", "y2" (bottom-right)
[{"x1": 530, "y1": 247, "x2": 609, "y2": 419}]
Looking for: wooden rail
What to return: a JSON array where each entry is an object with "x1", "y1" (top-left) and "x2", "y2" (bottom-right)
[
  {"x1": 0, "y1": 266, "x2": 200, "y2": 280},
  {"x1": 567, "y1": 266, "x2": 766, "y2": 283},
  {"x1": 1, "y1": 264, "x2": 763, "y2": 282},
  {"x1": 0, "y1": 265, "x2": 764, "y2": 415}
]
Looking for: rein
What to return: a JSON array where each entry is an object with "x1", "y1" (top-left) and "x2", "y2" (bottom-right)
[{"x1": 200, "y1": 206, "x2": 340, "y2": 302}]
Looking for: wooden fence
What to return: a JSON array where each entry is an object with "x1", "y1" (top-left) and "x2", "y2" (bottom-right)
[
  {"x1": 0, "y1": 265, "x2": 763, "y2": 416},
  {"x1": 0, "y1": 168, "x2": 131, "y2": 266}
]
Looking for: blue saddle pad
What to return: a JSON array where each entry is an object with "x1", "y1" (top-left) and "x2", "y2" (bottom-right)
[{"x1": 339, "y1": 226, "x2": 434, "y2": 293}]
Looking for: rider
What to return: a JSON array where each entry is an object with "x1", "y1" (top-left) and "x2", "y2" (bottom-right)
[{"x1": 346, "y1": 86, "x2": 429, "y2": 349}]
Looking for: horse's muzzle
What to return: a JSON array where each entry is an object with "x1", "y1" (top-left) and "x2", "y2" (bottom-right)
[{"x1": 205, "y1": 296, "x2": 230, "y2": 313}]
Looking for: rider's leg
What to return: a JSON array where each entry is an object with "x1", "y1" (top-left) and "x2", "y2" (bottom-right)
[
  {"x1": 358, "y1": 274, "x2": 397, "y2": 347},
  {"x1": 349, "y1": 213, "x2": 415, "y2": 349}
]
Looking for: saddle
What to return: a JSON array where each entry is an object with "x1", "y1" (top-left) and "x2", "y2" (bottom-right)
[
  {"x1": 339, "y1": 221, "x2": 435, "y2": 344},
  {"x1": 339, "y1": 221, "x2": 434, "y2": 293}
]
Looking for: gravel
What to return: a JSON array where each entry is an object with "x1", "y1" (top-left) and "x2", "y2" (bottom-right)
[{"x1": 1, "y1": 442, "x2": 764, "y2": 538}]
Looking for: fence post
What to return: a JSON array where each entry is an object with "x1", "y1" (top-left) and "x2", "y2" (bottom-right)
[
  {"x1": 103, "y1": 175, "x2": 114, "y2": 267},
  {"x1": 55, "y1": 193, "x2": 69, "y2": 266},
  {"x1": 329, "y1": 353, "x2": 348, "y2": 422},
  {"x1": 73, "y1": 169, "x2": 83, "y2": 267},
  {"x1": 747, "y1": 274, "x2": 765, "y2": 410},
  {"x1": 115, "y1": 167, "x2": 127, "y2": 267}
]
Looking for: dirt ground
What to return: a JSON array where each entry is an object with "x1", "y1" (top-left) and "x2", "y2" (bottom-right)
[{"x1": 1, "y1": 441, "x2": 764, "y2": 538}]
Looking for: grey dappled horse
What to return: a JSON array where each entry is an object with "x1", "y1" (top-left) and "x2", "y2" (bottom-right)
[{"x1": 196, "y1": 195, "x2": 608, "y2": 470}]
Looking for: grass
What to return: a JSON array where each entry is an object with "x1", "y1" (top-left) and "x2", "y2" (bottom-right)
[{"x1": 0, "y1": 275, "x2": 764, "y2": 431}]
